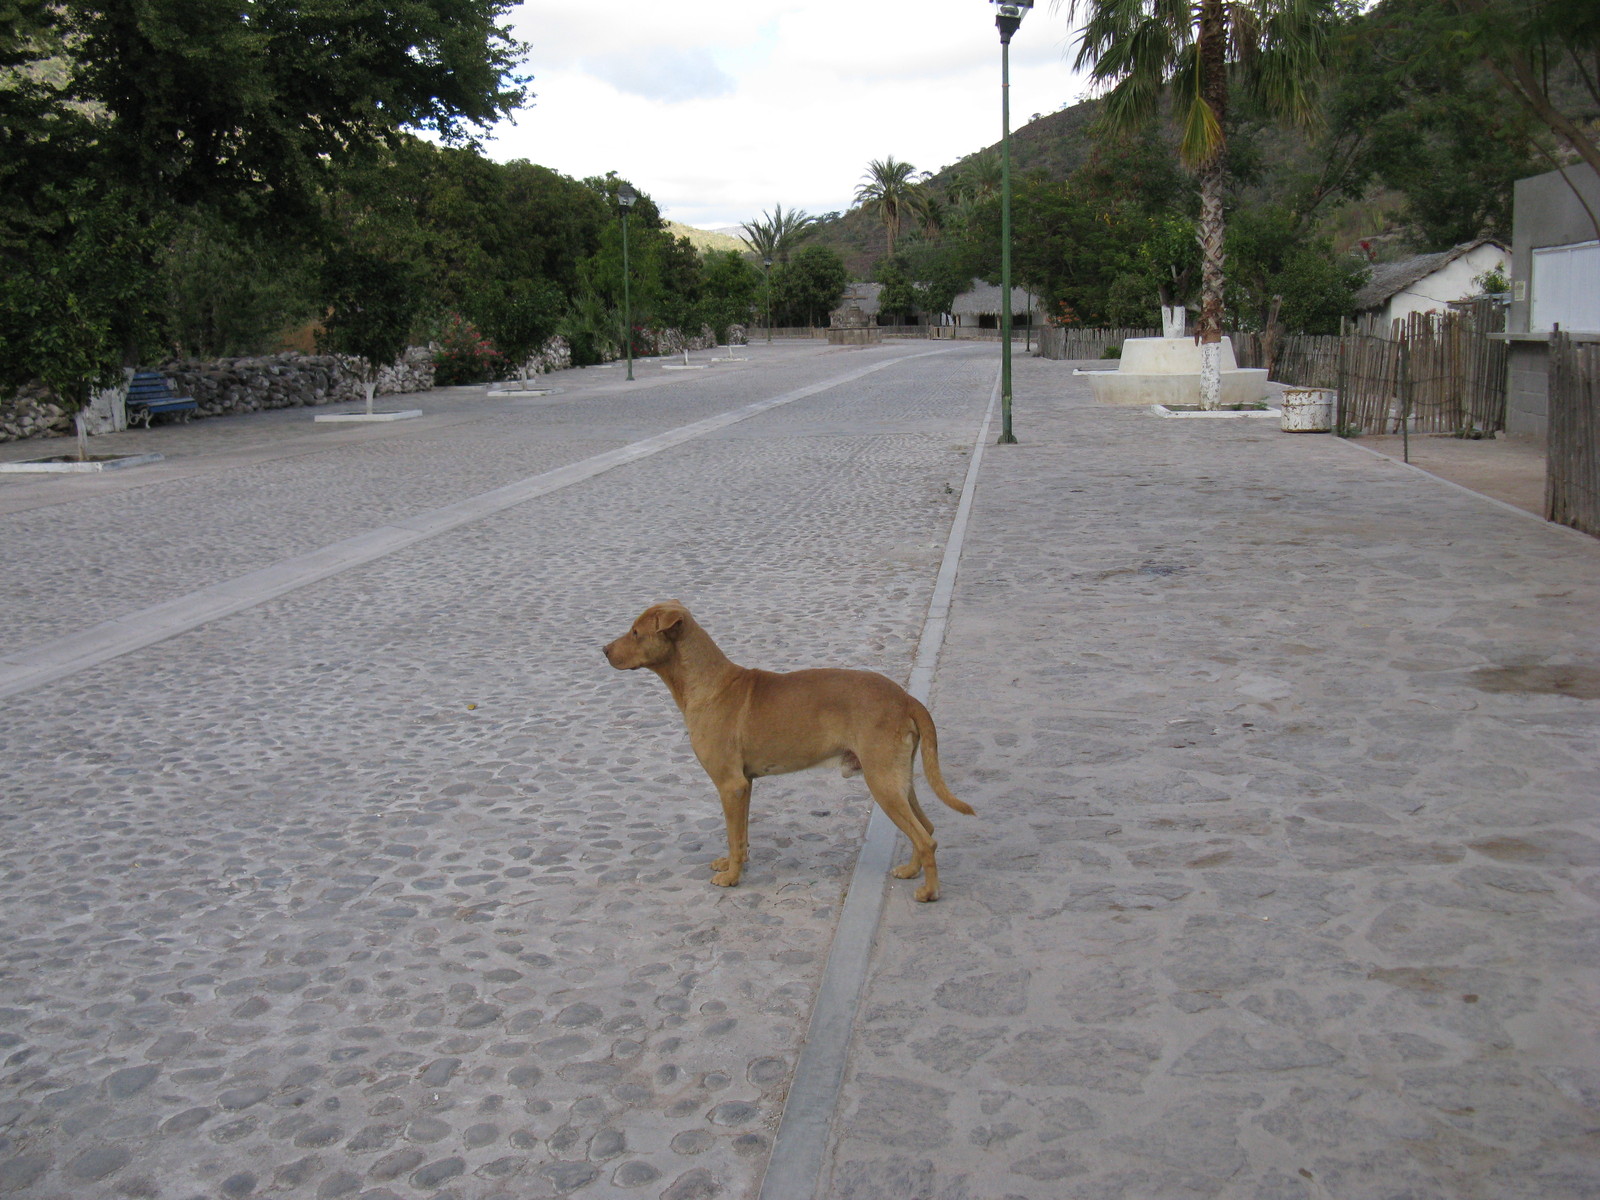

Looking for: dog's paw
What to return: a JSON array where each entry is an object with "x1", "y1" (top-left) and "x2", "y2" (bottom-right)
[
  {"x1": 711, "y1": 870, "x2": 741, "y2": 888},
  {"x1": 711, "y1": 856, "x2": 730, "y2": 872},
  {"x1": 913, "y1": 882, "x2": 940, "y2": 902},
  {"x1": 891, "y1": 861, "x2": 923, "y2": 879}
]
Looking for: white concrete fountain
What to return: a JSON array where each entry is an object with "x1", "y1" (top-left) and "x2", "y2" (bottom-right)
[{"x1": 1076, "y1": 309, "x2": 1272, "y2": 409}]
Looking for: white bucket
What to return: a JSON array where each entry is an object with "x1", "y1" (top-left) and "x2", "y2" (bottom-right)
[{"x1": 1280, "y1": 387, "x2": 1334, "y2": 433}]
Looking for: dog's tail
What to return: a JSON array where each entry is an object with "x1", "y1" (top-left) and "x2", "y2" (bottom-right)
[{"x1": 910, "y1": 698, "x2": 974, "y2": 815}]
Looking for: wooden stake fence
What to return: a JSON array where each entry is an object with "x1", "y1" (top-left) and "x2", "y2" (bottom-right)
[
  {"x1": 1037, "y1": 326, "x2": 1158, "y2": 360},
  {"x1": 1243, "y1": 303, "x2": 1508, "y2": 440},
  {"x1": 1547, "y1": 331, "x2": 1600, "y2": 537}
]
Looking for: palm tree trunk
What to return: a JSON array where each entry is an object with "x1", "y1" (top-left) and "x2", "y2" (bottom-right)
[
  {"x1": 1196, "y1": 0, "x2": 1229, "y2": 410},
  {"x1": 1197, "y1": 155, "x2": 1226, "y2": 409}
]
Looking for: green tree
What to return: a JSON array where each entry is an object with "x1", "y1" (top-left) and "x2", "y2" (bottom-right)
[
  {"x1": 874, "y1": 258, "x2": 920, "y2": 322},
  {"x1": 772, "y1": 246, "x2": 850, "y2": 327},
  {"x1": 316, "y1": 242, "x2": 426, "y2": 415},
  {"x1": 62, "y1": 1, "x2": 528, "y2": 225},
  {"x1": 1225, "y1": 204, "x2": 1364, "y2": 332},
  {"x1": 699, "y1": 251, "x2": 763, "y2": 340},
  {"x1": 854, "y1": 156, "x2": 921, "y2": 258},
  {"x1": 159, "y1": 207, "x2": 320, "y2": 358},
  {"x1": 1061, "y1": 0, "x2": 1334, "y2": 406},
  {"x1": 1447, "y1": 0, "x2": 1600, "y2": 208},
  {"x1": 0, "y1": 182, "x2": 166, "y2": 454},
  {"x1": 3, "y1": 0, "x2": 528, "y2": 415},
  {"x1": 470, "y1": 278, "x2": 565, "y2": 384},
  {"x1": 1309, "y1": 0, "x2": 1547, "y2": 248}
]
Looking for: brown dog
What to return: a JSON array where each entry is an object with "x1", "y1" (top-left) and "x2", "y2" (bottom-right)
[{"x1": 603, "y1": 601, "x2": 972, "y2": 901}]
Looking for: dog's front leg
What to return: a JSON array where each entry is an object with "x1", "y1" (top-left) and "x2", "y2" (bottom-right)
[{"x1": 710, "y1": 776, "x2": 751, "y2": 887}]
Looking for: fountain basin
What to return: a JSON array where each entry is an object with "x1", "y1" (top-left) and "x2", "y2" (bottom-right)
[{"x1": 1079, "y1": 337, "x2": 1272, "y2": 407}]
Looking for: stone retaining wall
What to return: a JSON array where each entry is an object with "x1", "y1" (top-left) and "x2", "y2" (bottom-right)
[
  {"x1": 161, "y1": 349, "x2": 434, "y2": 420},
  {"x1": 2, "y1": 325, "x2": 720, "y2": 443},
  {"x1": 1, "y1": 350, "x2": 434, "y2": 443}
]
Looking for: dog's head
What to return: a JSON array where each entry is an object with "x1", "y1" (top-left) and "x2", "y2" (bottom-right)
[{"x1": 603, "y1": 601, "x2": 691, "y2": 670}]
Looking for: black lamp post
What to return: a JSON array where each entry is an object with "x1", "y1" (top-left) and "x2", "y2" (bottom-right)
[
  {"x1": 991, "y1": 0, "x2": 1031, "y2": 444},
  {"x1": 618, "y1": 183, "x2": 637, "y2": 381},
  {"x1": 763, "y1": 256, "x2": 773, "y2": 344}
]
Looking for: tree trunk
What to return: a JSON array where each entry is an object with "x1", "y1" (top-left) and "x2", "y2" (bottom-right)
[
  {"x1": 1196, "y1": 0, "x2": 1229, "y2": 410},
  {"x1": 364, "y1": 378, "x2": 377, "y2": 416},
  {"x1": 1196, "y1": 155, "x2": 1227, "y2": 409}
]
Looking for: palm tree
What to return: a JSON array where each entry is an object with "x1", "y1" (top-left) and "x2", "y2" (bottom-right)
[
  {"x1": 738, "y1": 203, "x2": 817, "y2": 265},
  {"x1": 953, "y1": 152, "x2": 1003, "y2": 203},
  {"x1": 854, "y1": 156, "x2": 921, "y2": 258},
  {"x1": 905, "y1": 186, "x2": 945, "y2": 242},
  {"x1": 1060, "y1": 0, "x2": 1331, "y2": 407}
]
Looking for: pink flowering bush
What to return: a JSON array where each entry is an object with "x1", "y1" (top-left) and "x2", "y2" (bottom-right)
[{"x1": 432, "y1": 314, "x2": 507, "y2": 385}]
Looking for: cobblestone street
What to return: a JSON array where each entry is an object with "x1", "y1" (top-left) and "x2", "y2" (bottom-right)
[{"x1": 3, "y1": 342, "x2": 1598, "y2": 1200}]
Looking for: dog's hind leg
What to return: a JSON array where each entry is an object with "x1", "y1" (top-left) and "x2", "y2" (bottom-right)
[
  {"x1": 710, "y1": 776, "x2": 752, "y2": 888},
  {"x1": 863, "y1": 755, "x2": 941, "y2": 902},
  {"x1": 889, "y1": 781, "x2": 936, "y2": 882}
]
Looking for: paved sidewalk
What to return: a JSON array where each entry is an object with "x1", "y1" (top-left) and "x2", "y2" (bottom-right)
[
  {"x1": 822, "y1": 355, "x2": 1600, "y2": 1198},
  {"x1": 2, "y1": 342, "x2": 1597, "y2": 1200}
]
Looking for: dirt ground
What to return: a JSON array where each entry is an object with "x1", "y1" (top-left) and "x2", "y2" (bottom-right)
[{"x1": 1353, "y1": 430, "x2": 1547, "y2": 517}]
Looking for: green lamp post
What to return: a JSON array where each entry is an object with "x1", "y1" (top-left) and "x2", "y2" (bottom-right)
[
  {"x1": 991, "y1": 0, "x2": 1031, "y2": 444},
  {"x1": 763, "y1": 256, "x2": 773, "y2": 344},
  {"x1": 618, "y1": 183, "x2": 637, "y2": 381}
]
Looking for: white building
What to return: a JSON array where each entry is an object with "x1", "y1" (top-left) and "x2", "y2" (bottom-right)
[{"x1": 1352, "y1": 239, "x2": 1508, "y2": 326}]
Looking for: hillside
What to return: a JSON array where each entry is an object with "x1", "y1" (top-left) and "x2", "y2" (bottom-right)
[
  {"x1": 665, "y1": 221, "x2": 748, "y2": 254},
  {"x1": 804, "y1": 100, "x2": 1105, "y2": 277}
]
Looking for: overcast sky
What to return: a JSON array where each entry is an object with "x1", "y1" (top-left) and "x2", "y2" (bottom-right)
[{"x1": 487, "y1": 1, "x2": 1094, "y2": 231}]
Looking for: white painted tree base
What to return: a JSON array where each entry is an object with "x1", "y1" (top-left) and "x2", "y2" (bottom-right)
[
  {"x1": 0, "y1": 453, "x2": 164, "y2": 473},
  {"x1": 313, "y1": 410, "x2": 423, "y2": 423}
]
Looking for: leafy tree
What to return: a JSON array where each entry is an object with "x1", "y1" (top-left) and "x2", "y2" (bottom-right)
[
  {"x1": 1447, "y1": 0, "x2": 1600, "y2": 210},
  {"x1": 61, "y1": 1, "x2": 528, "y2": 225},
  {"x1": 3, "y1": 0, "x2": 528, "y2": 416},
  {"x1": 160, "y1": 208, "x2": 320, "y2": 358},
  {"x1": 772, "y1": 246, "x2": 850, "y2": 327},
  {"x1": 904, "y1": 187, "x2": 946, "y2": 241},
  {"x1": 874, "y1": 258, "x2": 920, "y2": 322},
  {"x1": 699, "y1": 251, "x2": 763, "y2": 340},
  {"x1": 1060, "y1": 0, "x2": 1334, "y2": 406},
  {"x1": 917, "y1": 256, "x2": 979, "y2": 328},
  {"x1": 316, "y1": 242, "x2": 426, "y2": 415},
  {"x1": 1225, "y1": 204, "x2": 1365, "y2": 332},
  {"x1": 1308, "y1": 0, "x2": 1547, "y2": 248},
  {"x1": 469, "y1": 278, "x2": 565, "y2": 383},
  {"x1": 0, "y1": 182, "x2": 166, "y2": 454},
  {"x1": 854, "y1": 157, "x2": 921, "y2": 258}
]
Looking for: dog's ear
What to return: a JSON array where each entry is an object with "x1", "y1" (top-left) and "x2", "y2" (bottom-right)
[{"x1": 639, "y1": 603, "x2": 687, "y2": 637}]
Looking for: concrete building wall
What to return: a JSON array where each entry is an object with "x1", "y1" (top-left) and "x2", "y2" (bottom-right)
[
  {"x1": 1500, "y1": 166, "x2": 1600, "y2": 438},
  {"x1": 1509, "y1": 167, "x2": 1600, "y2": 334}
]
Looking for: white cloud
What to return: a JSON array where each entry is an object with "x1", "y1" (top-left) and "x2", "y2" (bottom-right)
[{"x1": 488, "y1": 0, "x2": 1092, "y2": 229}]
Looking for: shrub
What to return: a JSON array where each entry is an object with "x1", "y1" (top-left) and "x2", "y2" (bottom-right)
[{"x1": 432, "y1": 313, "x2": 507, "y2": 385}]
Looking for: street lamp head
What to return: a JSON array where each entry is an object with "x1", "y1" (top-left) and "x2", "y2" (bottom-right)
[
  {"x1": 991, "y1": 0, "x2": 1031, "y2": 43},
  {"x1": 617, "y1": 183, "x2": 637, "y2": 210}
]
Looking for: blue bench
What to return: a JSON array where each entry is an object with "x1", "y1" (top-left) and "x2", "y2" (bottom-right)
[{"x1": 126, "y1": 371, "x2": 198, "y2": 427}]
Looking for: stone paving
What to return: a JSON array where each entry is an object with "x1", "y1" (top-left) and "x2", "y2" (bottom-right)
[
  {"x1": 0, "y1": 343, "x2": 989, "y2": 1200},
  {"x1": 2, "y1": 342, "x2": 1598, "y2": 1200},
  {"x1": 822, "y1": 355, "x2": 1600, "y2": 1199}
]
